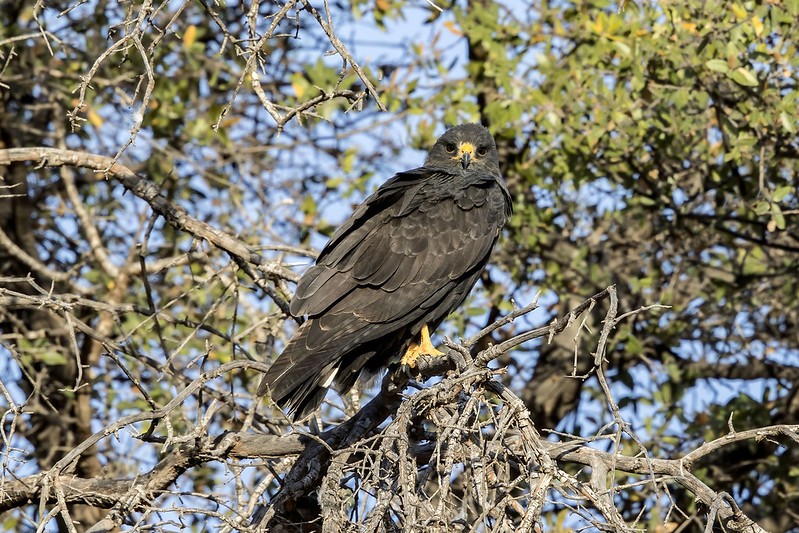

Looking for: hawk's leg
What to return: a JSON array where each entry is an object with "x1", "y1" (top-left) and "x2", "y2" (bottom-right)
[{"x1": 400, "y1": 324, "x2": 445, "y2": 367}]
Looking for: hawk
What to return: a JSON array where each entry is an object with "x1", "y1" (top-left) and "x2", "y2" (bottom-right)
[{"x1": 259, "y1": 123, "x2": 512, "y2": 419}]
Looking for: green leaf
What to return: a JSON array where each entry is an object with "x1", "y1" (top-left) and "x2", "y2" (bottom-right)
[
  {"x1": 626, "y1": 334, "x2": 643, "y2": 356},
  {"x1": 772, "y1": 185, "x2": 793, "y2": 202},
  {"x1": 326, "y1": 176, "x2": 344, "y2": 189},
  {"x1": 636, "y1": 196, "x2": 656, "y2": 208},
  {"x1": 653, "y1": 383, "x2": 672, "y2": 404},
  {"x1": 731, "y1": 3, "x2": 748, "y2": 19},
  {"x1": 753, "y1": 200, "x2": 770, "y2": 215},
  {"x1": 466, "y1": 306, "x2": 486, "y2": 317},
  {"x1": 741, "y1": 246, "x2": 769, "y2": 274},
  {"x1": 771, "y1": 203, "x2": 786, "y2": 230},
  {"x1": 38, "y1": 350, "x2": 68, "y2": 366},
  {"x1": 705, "y1": 59, "x2": 729, "y2": 73},
  {"x1": 613, "y1": 41, "x2": 631, "y2": 57},
  {"x1": 730, "y1": 67, "x2": 758, "y2": 86},
  {"x1": 340, "y1": 148, "x2": 356, "y2": 173},
  {"x1": 300, "y1": 195, "x2": 317, "y2": 216},
  {"x1": 736, "y1": 133, "x2": 758, "y2": 146},
  {"x1": 780, "y1": 110, "x2": 796, "y2": 133}
]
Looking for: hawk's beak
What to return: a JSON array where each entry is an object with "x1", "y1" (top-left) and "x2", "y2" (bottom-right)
[
  {"x1": 458, "y1": 143, "x2": 474, "y2": 169},
  {"x1": 460, "y1": 151, "x2": 471, "y2": 169}
]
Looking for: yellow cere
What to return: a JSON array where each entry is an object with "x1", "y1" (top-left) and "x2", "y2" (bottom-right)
[{"x1": 454, "y1": 142, "x2": 475, "y2": 159}]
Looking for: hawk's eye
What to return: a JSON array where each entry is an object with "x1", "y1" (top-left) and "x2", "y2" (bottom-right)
[
  {"x1": 477, "y1": 146, "x2": 488, "y2": 157},
  {"x1": 445, "y1": 143, "x2": 456, "y2": 153}
]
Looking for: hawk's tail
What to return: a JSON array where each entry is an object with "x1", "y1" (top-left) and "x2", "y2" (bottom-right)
[{"x1": 257, "y1": 321, "x2": 338, "y2": 420}]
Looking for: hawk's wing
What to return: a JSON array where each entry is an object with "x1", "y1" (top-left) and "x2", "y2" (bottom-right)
[{"x1": 291, "y1": 168, "x2": 506, "y2": 326}]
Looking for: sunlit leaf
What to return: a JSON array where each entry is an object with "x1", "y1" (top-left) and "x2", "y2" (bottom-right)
[
  {"x1": 705, "y1": 59, "x2": 729, "y2": 73},
  {"x1": 730, "y1": 67, "x2": 758, "y2": 86}
]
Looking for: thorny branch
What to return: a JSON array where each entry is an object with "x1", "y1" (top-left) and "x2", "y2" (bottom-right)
[
  {"x1": 0, "y1": 147, "x2": 297, "y2": 317},
  {"x1": 1, "y1": 146, "x2": 789, "y2": 530},
  {"x1": 2, "y1": 0, "x2": 795, "y2": 530},
  {"x1": 1, "y1": 279, "x2": 788, "y2": 531},
  {"x1": 66, "y1": 0, "x2": 384, "y2": 150}
]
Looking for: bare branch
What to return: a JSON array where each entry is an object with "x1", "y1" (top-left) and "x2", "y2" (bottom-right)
[{"x1": 0, "y1": 147, "x2": 297, "y2": 316}]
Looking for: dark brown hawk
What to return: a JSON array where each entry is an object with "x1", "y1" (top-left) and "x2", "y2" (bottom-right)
[{"x1": 258, "y1": 123, "x2": 512, "y2": 419}]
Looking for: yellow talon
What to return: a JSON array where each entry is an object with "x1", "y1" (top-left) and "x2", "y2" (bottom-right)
[{"x1": 400, "y1": 324, "x2": 445, "y2": 367}]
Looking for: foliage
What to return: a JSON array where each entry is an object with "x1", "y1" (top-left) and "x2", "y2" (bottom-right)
[{"x1": 0, "y1": 0, "x2": 798, "y2": 530}]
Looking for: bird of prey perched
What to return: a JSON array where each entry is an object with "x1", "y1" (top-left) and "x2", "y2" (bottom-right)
[{"x1": 258, "y1": 123, "x2": 512, "y2": 419}]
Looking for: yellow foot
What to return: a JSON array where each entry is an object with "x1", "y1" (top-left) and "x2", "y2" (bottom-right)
[{"x1": 400, "y1": 324, "x2": 445, "y2": 367}]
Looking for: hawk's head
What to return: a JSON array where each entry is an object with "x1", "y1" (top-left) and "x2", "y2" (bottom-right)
[{"x1": 425, "y1": 123, "x2": 499, "y2": 174}]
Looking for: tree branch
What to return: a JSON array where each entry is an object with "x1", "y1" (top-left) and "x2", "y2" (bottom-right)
[{"x1": 0, "y1": 147, "x2": 298, "y2": 316}]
